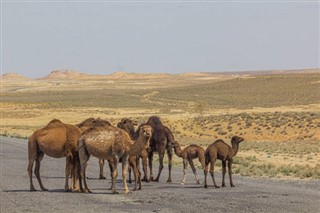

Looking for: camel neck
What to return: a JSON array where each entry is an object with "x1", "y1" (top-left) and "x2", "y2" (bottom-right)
[
  {"x1": 231, "y1": 142, "x2": 239, "y2": 157},
  {"x1": 128, "y1": 134, "x2": 149, "y2": 156},
  {"x1": 173, "y1": 143, "x2": 183, "y2": 158}
]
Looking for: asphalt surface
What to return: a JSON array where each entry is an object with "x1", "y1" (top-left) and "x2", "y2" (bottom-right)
[{"x1": 1, "y1": 136, "x2": 320, "y2": 213}]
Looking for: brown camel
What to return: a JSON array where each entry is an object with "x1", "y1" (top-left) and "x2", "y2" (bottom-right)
[
  {"x1": 27, "y1": 119, "x2": 82, "y2": 192},
  {"x1": 204, "y1": 136, "x2": 244, "y2": 188},
  {"x1": 132, "y1": 123, "x2": 151, "y2": 182},
  {"x1": 146, "y1": 116, "x2": 174, "y2": 182},
  {"x1": 172, "y1": 141, "x2": 205, "y2": 185},
  {"x1": 116, "y1": 118, "x2": 143, "y2": 184},
  {"x1": 77, "y1": 123, "x2": 152, "y2": 194},
  {"x1": 117, "y1": 118, "x2": 151, "y2": 182}
]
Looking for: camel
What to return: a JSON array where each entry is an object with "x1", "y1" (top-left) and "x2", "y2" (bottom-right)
[
  {"x1": 146, "y1": 116, "x2": 174, "y2": 182},
  {"x1": 76, "y1": 117, "x2": 112, "y2": 179},
  {"x1": 27, "y1": 119, "x2": 82, "y2": 192},
  {"x1": 77, "y1": 123, "x2": 152, "y2": 194},
  {"x1": 204, "y1": 136, "x2": 244, "y2": 188},
  {"x1": 117, "y1": 118, "x2": 152, "y2": 182},
  {"x1": 172, "y1": 141, "x2": 205, "y2": 185},
  {"x1": 116, "y1": 118, "x2": 142, "y2": 183}
]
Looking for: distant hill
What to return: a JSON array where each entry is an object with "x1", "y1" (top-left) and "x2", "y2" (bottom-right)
[
  {"x1": 39, "y1": 70, "x2": 89, "y2": 80},
  {"x1": 1, "y1": 73, "x2": 31, "y2": 81}
]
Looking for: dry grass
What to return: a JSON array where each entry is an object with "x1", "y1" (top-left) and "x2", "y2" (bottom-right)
[{"x1": 1, "y1": 72, "x2": 320, "y2": 179}]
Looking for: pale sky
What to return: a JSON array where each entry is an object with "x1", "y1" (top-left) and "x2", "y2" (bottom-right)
[{"x1": 1, "y1": 1, "x2": 319, "y2": 78}]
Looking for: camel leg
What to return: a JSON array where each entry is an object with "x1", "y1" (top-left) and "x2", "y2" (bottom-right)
[
  {"x1": 108, "y1": 160, "x2": 114, "y2": 190},
  {"x1": 228, "y1": 159, "x2": 235, "y2": 187},
  {"x1": 154, "y1": 151, "x2": 164, "y2": 182},
  {"x1": 71, "y1": 155, "x2": 80, "y2": 192},
  {"x1": 181, "y1": 159, "x2": 188, "y2": 185},
  {"x1": 129, "y1": 158, "x2": 138, "y2": 191},
  {"x1": 99, "y1": 159, "x2": 106, "y2": 179},
  {"x1": 28, "y1": 158, "x2": 36, "y2": 191},
  {"x1": 204, "y1": 161, "x2": 209, "y2": 188},
  {"x1": 122, "y1": 155, "x2": 130, "y2": 194},
  {"x1": 64, "y1": 156, "x2": 72, "y2": 192},
  {"x1": 222, "y1": 160, "x2": 227, "y2": 187},
  {"x1": 199, "y1": 155, "x2": 206, "y2": 185},
  {"x1": 166, "y1": 146, "x2": 173, "y2": 183},
  {"x1": 148, "y1": 152, "x2": 154, "y2": 181},
  {"x1": 78, "y1": 144, "x2": 91, "y2": 193},
  {"x1": 128, "y1": 165, "x2": 132, "y2": 184},
  {"x1": 141, "y1": 155, "x2": 149, "y2": 182},
  {"x1": 189, "y1": 159, "x2": 200, "y2": 184},
  {"x1": 77, "y1": 157, "x2": 84, "y2": 192},
  {"x1": 111, "y1": 156, "x2": 119, "y2": 194},
  {"x1": 81, "y1": 160, "x2": 91, "y2": 193},
  {"x1": 28, "y1": 141, "x2": 37, "y2": 191},
  {"x1": 34, "y1": 152, "x2": 48, "y2": 191},
  {"x1": 209, "y1": 158, "x2": 219, "y2": 188}
]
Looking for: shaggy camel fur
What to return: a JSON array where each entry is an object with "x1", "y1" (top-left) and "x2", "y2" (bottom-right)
[
  {"x1": 146, "y1": 116, "x2": 174, "y2": 182},
  {"x1": 76, "y1": 117, "x2": 112, "y2": 179},
  {"x1": 172, "y1": 141, "x2": 205, "y2": 185},
  {"x1": 204, "y1": 136, "x2": 244, "y2": 188},
  {"x1": 78, "y1": 123, "x2": 152, "y2": 194},
  {"x1": 28, "y1": 119, "x2": 82, "y2": 192}
]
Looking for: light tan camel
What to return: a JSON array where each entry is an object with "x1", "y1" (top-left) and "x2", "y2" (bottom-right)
[
  {"x1": 172, "y1": 141, "x2": 205, "y2": 185},
  {"x1": 27, "y1": 119, "x2": 82, "y2": 192},
  {"x1": 76, "y1": 117, "x2": 112, "y2": 179},
  {"x1": 204, "y1": 136, "x2": 244, "y2": 188},
  {"x1": 78, "y1": 124, "x2": 152, "y2": 194}
]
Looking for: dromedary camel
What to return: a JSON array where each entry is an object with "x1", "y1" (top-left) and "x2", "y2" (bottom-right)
[
  {"x1": 116, "y1": 118, "x2": 141, "y2": 183},
  {"x1": 146, "y1": 116, "x2": 174, "y2": 182},
  {"x1": 77, "y1": 123, "x2": 152, "y2": 194},
  {"x1": 204, "y1": 136, "x2": 244, "y2": 188},
  {"x1": 172, "y1": 141, "x2": 205, "y2": 185},
  {"x1": 27, "y1": 119, "x2": 82, "y2": 192},
  {"x1": 76, "y1": 117, "x2": 112, "y2": 179}
]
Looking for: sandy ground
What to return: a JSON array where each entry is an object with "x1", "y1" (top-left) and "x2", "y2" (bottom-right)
[{"x1": 1, "y1": 137, "x2": 320, "y2": 213}]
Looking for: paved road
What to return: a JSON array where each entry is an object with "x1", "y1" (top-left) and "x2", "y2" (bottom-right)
[{"x1": 1, "y1": 136, "x2": 319, "y2": 213}]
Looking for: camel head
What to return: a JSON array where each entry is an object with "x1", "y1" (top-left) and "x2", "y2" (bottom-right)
[
  {"x1": 117, "y1": 118, "x2": 137, "y2": 139},
  {"x1": 138, "y1": 125, "x2": 152, "y2": 149},
  {"x1": 231, "y1": 136, "x2": 244, "y2": 144}
]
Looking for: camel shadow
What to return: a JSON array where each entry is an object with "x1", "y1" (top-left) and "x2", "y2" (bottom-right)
[{"x1": 2, "y1": 189, "x2": 31, "y2": 193}]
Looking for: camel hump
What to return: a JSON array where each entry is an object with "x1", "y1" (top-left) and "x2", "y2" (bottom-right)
[
  {"x1": 76, "y1": 117, "x2": 96, "y2": 128},
  {"x1": 77, "y1": 117, "x2": 112, "y2": 130},
  {"x1": 48, "y1": 119, "x2": 63, "y2": 124},
  {"x1": 147, "y1": 116, "x2": 163, "y2": 126}
]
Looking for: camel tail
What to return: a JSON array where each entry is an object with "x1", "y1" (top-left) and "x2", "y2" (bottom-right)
[
  {"x1": 77, "y1": 136, "x2": 90, "y2": 162},
  {"x1": 77, "y1": 136, "x2": 85, "y2": 151},
  {"x1": 28, "y1": 134, "x2": 38, "y2": 160}
]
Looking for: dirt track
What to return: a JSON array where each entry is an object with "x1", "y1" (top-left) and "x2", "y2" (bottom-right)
[{"x1": 1, "y1": 137, "x2": 319, "y2": 213}]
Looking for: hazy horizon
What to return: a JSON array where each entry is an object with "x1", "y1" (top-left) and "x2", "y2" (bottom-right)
[{"x1": 2, "y1": 1, "x2": 319, "y2": 78}]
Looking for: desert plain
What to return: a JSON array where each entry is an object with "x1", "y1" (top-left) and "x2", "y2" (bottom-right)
[{"x1": 1, "y1": 68, "x2": 320, "y2": 179}]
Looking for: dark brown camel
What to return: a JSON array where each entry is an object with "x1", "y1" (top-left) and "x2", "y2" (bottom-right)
[
  {"x1": 146, "y1": 116, "x2": 174, "y2": 182},
  {"x1": 204, "y1": 136, "x2": 244, "y2": 188},
  {"x1": 172, "y1": 141, "x2": 205, "y2": 185},
  {"x1": 28, "y1": 119, "x2": 82, "y2": 192}
]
